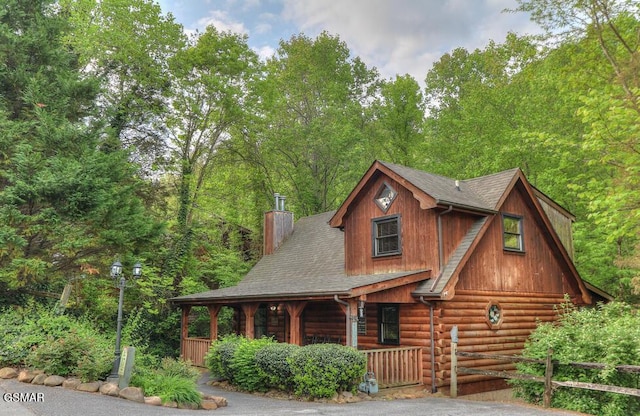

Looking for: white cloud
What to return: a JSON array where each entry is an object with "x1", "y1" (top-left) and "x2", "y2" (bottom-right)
[
  {"x1": 196, "y1": 10, "x2": 249, "y2": 34},
  {"x1": 281, "y1": 0, "x2": 541, "y2": 83}
]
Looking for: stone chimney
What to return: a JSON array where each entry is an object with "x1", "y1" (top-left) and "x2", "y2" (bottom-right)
[{"x1": 263, "y1": 193, "x2": 294, "y2": 255}]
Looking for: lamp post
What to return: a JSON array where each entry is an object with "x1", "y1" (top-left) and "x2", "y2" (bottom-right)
[{"x1": 107, "y1": 261, "x2": 142, "y2": 383}]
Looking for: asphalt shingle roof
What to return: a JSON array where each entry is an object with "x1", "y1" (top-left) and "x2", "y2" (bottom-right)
[
  {"x1": 172, "y1": 163, "x2": 523, "y2": 304},
  {"x1": 172, "y1": 211, "x2": 427, "y2": 303}
]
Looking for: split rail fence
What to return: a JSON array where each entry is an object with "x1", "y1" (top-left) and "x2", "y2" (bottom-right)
[{"x1": 449, "y1": 326, "x2": 640, "y2": 407}]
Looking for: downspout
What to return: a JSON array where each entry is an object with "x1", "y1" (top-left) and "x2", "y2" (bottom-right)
[
  {"x1": 419, "y1": 296, "x2": 438, "y2": 393},
  {"x1": 430, "y1": 205, "x2": 453, "y2": 292},
  {"x1": 334, "y1": 295, "x2": 354, "y2": 347}
]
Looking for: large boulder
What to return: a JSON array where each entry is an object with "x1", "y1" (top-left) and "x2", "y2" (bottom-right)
[
  {"x1": 43, "y1": 375, "x2": 65, "y2": 387},
  {"x1": 31, "y1": 374, "x2": 47, "y2": 385},
  {"x1": 76, "y1": 382, "x2": 101, "y2": 393},
  {"x1": 144, "y1": 396, "x2": 162, "y2": 406},
  {"x1": 17, "y1": 370, "x2": 36, "y2": 383},
  {"x1": 99, "y1": 382, "x2": 119, "y2": 397},
  {"x1": 0, "y1": 367, "x2": 18, "y2": 379},
  {"x1": 62, "y1": 378, "x2": 82, "y2": 389},
  {"x1": 119, "y1": 386, "x2": 144, "y2": 403}
]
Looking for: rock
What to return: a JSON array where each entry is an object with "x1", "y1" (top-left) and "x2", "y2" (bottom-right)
[
  {"x1": 144, "y1": 396, "x2": 162, "y2": 406},
  {"x1": 163, "y1": 401, "x2": 178, "y2": 408},
  {"x1": 200, "y1": 400, "x2": 218, "y2": 410},
  {"x1": 76, "y1": 382, "x2": 101, "y2": 393},
  {"x1": 43, "y1": 375, "x2": 65, "y2": 387},
  {"x1": 99, "y1": 382, "x2": 120, "y2": 397},
  {"x1": 119, "y1": 386, "x2": 145, "y2": 403},
  {"x1": 17, "y1": 370, "x2": 35, "y2": 383},
  {"x1": 211, "y1": 396, "x2": 227, "y2": 407},
  {"x1": 0, "y1": 367, "x2": 18, "y2": 379},
  {"x1": 341, "y1": 391, "x2": 354, "y2": 399},
  {"x1": 178, "y1": 401, "x2": 199, "y2": 410},
  {"x1": 63, "y1": 378, "x2": 82, "y2": 389},
  {"x1": 99, "y1": 383, "x2": 120, "y2": 397},
  {"x1": 31, "y1": 374, "x2": 47, "y2": 385}
]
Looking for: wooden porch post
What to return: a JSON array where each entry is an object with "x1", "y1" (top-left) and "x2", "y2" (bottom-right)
[
  {"x1": 180, "y1": 305, "x2": 191, "y2": 359},
  {"x1": 285, "y1": 301, "x2": 307, "y2": 346},
  {"x1": 335, "y1": 297, "x2": 359, "y2": 348},
  {"x1": 207, "y1": 305, "x2": 221, "y2": 341},
  {"x1": 241, "y1": 303, "x2": 259, "y2": 339}
]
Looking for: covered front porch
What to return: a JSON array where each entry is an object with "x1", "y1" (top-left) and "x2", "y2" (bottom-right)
[{"x1": 176, "y1": 297, "x2": 426, "y2": 389}]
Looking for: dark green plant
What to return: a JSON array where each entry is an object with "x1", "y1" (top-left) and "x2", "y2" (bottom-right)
[
  {"x1": 511, "y1": 301, "x2": 640, "y2": 416},
  {"x1": 130, "y1": 356, "x2": 202, "y2": 406},
  {"x1": 205, "y1": 334, "x2": 243, "y2": 381},
  {"x1": 255, "y1": 342, "x2": 300, "y2": 391},
  {"x1": 288, "y1": 343, "x2": 367, "y2": 399},
  {"x1": 229, "y1": 336, "x2": 275, "y2": 392}
]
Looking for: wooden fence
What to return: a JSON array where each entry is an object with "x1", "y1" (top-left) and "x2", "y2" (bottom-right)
[
  {"x1": 450, "y1": 326, "x2": 640, "y2": 406},
  {"x1": 182, "y1": 337, "x2": 211, "y2": 367},
  {"x1": 363, "y1": 346, "x2": 423, "y2": 388}
]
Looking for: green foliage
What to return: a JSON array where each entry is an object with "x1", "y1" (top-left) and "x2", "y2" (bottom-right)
[
  {"x1": 205, "y1": 334, "x2": 243, "y2": 381},
  {"x1": 0, "y1": 304, "x2": 112, "y2": 380},
  {"x1": 229, "y1": 336, "x2": 276, "y2": 392},
  {"x1": 512, "y1": 302, "x2": 640, "y2": 415},
  {"x1": 131, "y1": 357, "x2": 201, "y2": 406},
  {"x1": 254, "y1": 342, "x2": 300, "y2": 391},
  {"x1": 288, "y1": 343, "x2": 367, "y2": 399}
]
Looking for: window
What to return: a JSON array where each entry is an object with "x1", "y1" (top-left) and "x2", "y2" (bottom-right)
[
  {"x1": 372, "y1": 215, "x2": 401, "y2": 257},
  {"x1": 374, "y1": 182, "x2": 397, "y2": 212},
  {"x1": 502, "y1": 214, "x2": 524, "y2": 252},
  {"x1": 254, "y1": 305, "x2": 268, "y2": 338},
  {"x1": 378, "y1": 305, "x2": 399, "y2": 344}
]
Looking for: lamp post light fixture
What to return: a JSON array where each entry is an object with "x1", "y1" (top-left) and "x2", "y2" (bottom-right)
[{"x1": 107, "y1": 261, "x2": 142, "y2": 383}]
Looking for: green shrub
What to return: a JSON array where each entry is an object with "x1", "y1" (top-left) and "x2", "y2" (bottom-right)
[
  {"x1": 205, "y1": 334, "x2": 243, "y2": 381},
  {"x1": 130, "y1": 356, "x2": 202, "y2": 406},
  {"x1": 255, "y1": 342, "x2": 300, "y2": 391},
  {"x1": 512, "y1": 301, "x2": 640, "y2": 416},
  {"x1": 288, "y1": 343, "x2": 367, "y2": 398},
  {"x1": 25, "y1": 329, "x2": 112, "y2": 381},
  {"x1": 229, "y1": 337, "x2": 275, "y2": 392}
]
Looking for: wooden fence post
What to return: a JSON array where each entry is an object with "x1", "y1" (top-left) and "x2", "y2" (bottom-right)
[
  {"x1": 544, "y1": 348, "x2": 554, "y2": 408},
  {"x1": 450, "y1": 326, "x2": 458, "y2": 398}
]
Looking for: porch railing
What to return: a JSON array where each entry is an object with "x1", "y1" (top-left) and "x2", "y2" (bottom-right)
[
  {"x1": 183, "y1": 337, "x2": 212, "y2": 367},
  {"x1": 363, "y1": 346, "x2": 423, "y2": 388}
]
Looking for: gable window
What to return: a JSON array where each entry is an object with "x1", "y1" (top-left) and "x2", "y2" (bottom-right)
[
  {"x1": 372, "y1": 215, "x2": 401, "y2": 257},
  {"x1": 378, "y1": 304, "x2": 400, "y2": 345},
  {"x1": 502, "y1": 214, "x2": 524, "y2": 252},
  {"x1": 374, "y1": 182, "x2": 397, "y2": 212}
]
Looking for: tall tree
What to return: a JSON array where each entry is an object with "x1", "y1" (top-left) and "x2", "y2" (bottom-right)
[
  {"x1": 515, "y1": 0, "x2": 640, "y2": 297},
  {"x1": 163, "y1": 26, "x2": 260, "y2": 290},
  {"x1": 367, "y1": 74, "x2": 426, "y2": 166},
  {"x1": 0, "y1": 0, "x2": 160, "y2": 295},
  {"x1": 59, "y1": 0, "x2": 186, "y2": 174},
  {"x1": 250, "y1": 32, "x2": 379, "y2": 216}
]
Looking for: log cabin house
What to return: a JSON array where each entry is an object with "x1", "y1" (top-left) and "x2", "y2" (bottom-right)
[{"x1": 171, "y1": 160, "x2": 610, "y2": 395}]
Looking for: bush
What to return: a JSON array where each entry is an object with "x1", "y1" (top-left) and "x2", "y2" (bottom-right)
[
  {"x1": 255, "y1": 342, "x2": 300, "y2": 391},
  {"x1": 512, "y1": 301, "x2": 640, "y2": 416},
  {"x1": 205, "y1": 334, "x2": 243, "y2": 382},
  {"x1": 130, "y1": 357, "x2": 201, "y2": 406},
  {"x1": 288, "y1": 343, "x2": 367, "y2": 398},
  {"x1": 229, "y1": 337, "x2": 275, "y2": 392}
]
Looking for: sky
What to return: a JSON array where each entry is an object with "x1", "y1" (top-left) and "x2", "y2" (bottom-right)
[{"x1": 156, "y1": 0, "x2": 542, "y2": 84}]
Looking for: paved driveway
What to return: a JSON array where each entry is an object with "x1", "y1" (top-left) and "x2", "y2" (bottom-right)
[{"x1": 1, "y1": 378, "x2": 586, "y2": 416}]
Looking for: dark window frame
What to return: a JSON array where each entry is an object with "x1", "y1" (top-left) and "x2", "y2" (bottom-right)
[
  {"x1": 372, "y1": 214, "x2": 402, "y2": 257},
  {"x1": 378, "y1": 304, "x2": 400, "y2": 345},
  {"x1": 502, "y1": 213, "x2": 524, "y2": 252}
]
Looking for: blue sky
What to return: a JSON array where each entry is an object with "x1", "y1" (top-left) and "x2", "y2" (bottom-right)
[{"x1": 156, "y1": 0, "x2": 541, "y2": 84}]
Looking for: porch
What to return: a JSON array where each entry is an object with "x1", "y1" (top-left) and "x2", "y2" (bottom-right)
[{"x1": 182, "y1": 336, "x2": 422, "y2": 389}]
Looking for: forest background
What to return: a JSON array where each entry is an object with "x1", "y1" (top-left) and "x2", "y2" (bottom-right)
[{"x1": 1, "y1": 0, "x2": 639, "y2": 357}]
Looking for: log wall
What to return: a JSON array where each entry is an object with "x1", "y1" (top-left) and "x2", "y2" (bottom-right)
[{"x1": 433, "y1": 291, "x2": 568, "y2": 395}]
